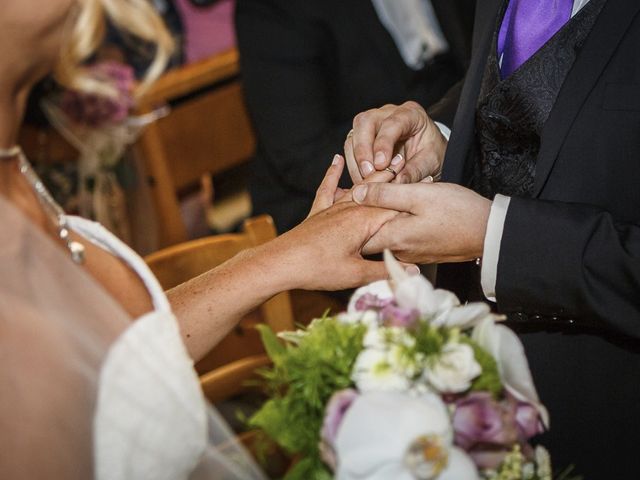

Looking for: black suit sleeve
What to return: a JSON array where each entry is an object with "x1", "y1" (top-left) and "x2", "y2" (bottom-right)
[
  {"x1": 497, "y1": 197, "x2": 640, "y2": 336},
  {"x1": 235, "y1": 0, "x2": 351, "y2": 196}
]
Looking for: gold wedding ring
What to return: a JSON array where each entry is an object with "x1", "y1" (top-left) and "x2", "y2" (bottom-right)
[{"x1": 384, "y1": 166, "x2": 398, "y2": 178}]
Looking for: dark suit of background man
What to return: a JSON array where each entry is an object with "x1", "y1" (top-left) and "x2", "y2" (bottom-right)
[
  {"x1": 352, "y1": 0, "x2": 640, "y2": 474},
  {"x1": 236, "y1": 0, "x2": 474, "y2": 232}
]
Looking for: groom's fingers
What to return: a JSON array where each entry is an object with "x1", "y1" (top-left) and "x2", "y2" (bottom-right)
[
  {"x1": 351, "y1": 182, "x2": 421, "y2": 213},
  {"x1": 394, "y1": 150, "x2": 435, "y2": 184},
  {"x1": 370, "y1": 101, "x2": 425, "y2": 171},
  {"x1": 361, "y1": 214, "x2": 411, "y2": 256},
  {"x1": 309, "y1": 155, "x2": 345, "y2": 217},
  {"x1": 351, "y1": 104, "x2": 398, "y2": 178},
  {"x1": 347, "y1": 136, "x2": 407, "y2": 185},
  {"x1": 344, "y1": 133, "x2": 363, "y2": 184},
  {"x1": 362, "y1": 153, "x2": 406, "y2": 184}
]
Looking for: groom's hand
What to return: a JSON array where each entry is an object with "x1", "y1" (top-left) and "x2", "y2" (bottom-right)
[
  {"x1": 352, "y1": 182, "x2": 492, "y2": 264},
  {"x1": 344, "y1": 101, "x2": 448, "y2": 185}
]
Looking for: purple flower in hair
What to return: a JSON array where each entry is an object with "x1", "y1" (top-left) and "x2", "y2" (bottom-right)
[{"x1": 60, "y1": 61, "x2": 135, "y2": 128}]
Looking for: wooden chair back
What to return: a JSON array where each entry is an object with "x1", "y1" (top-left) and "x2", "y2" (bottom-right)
[
  {"x1": 135, "y1": 48, "x2": 256, "y2": 247},
  {"x1": 145, "y1": 215, "x2": 293, "y2": 402}
]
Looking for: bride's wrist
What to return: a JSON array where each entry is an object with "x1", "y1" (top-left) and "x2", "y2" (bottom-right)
[{"x1": 246, "y1": 236, "x2": 303, "y2": 295}]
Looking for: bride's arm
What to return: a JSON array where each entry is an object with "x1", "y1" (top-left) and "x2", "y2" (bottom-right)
[{"x1": 167, "y1": 157, "x2": 400, "y2": 361}]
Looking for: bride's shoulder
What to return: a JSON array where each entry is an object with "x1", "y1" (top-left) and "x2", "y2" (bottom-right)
[{"x1": 95, "y1": 310, "x2": 208, "y2": 480}]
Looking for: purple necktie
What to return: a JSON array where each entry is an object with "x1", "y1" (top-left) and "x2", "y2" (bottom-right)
[{"x1": 498, "y1": 0, "x2": 573, "y2": 78}]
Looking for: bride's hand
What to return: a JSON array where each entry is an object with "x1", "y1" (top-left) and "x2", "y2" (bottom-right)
[
  {"x1": 307, "y1": 154, "x2": 407, "y2": 216},
  {"x1": 306, "y1": 155, "x2": 351, "y2": 217},
  {"x1": 264, "y1": 157, "x2": 413, "y2": 291}
]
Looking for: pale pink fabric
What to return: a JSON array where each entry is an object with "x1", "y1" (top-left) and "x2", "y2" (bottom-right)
[{"x1": 174, "y1": 0, "x2": 236, "y2": 63}]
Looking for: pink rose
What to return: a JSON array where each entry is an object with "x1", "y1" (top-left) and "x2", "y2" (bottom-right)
[
  {"x1": 452, "y1": 392, "x2": 519, "y2": 469},
  {"x1": 354, "y1": 293, "x2": 394, "y2": 312},
  {"x1": 381, "y1": 304, "x2": 419, "y2": 328},
  {"x1": 511, "y1": 394, "x2": 545, "y2": 441}
]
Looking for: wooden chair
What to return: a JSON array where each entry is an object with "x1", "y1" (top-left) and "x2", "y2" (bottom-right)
[
  {"x1": 145, "y1": 214, "x2": 294, "y2": 403},
  {"x1": 135, "y1": 48, "x2": 256, "y2": 248}
]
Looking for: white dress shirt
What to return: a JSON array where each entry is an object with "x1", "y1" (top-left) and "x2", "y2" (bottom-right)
[
  {"x1": 371, "y1": 0, "x2": 449, "y2": 70},
  {"x1": 437, "y1": 0, "x2": 591, "y2": 302}
]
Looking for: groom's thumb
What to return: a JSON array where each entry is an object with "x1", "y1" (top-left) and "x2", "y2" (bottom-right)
[{"x1": 352, "y1": 183, "x2": 417, "y2": 213}]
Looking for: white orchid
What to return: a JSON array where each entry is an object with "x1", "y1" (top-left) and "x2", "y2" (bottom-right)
[
  {"x1": 472, "y1": 317, "x2": 550, "y2": 429},
  {"x1": 384, "y1": 251, "x2": 494, "y2": 330},
  {"x1": 334, "y1": 391, "x2": 478, "y2": 480},
  {"x1": 337, "y1": 310, "x2": 381, "y2": 329},
  {"x1": 347, "y1": 279, "x2": 394, "y2": 314}
]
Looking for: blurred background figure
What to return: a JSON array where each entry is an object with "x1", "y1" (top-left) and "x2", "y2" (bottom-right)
[
  {"x1": 174, "y1": 0, "x2": 236, "y2": 63},
  {"x1": 236, "y1": 0, "x2": 475, "y2": 233},
  {"x1": 20, "y1": 0, "x2": 245, "y2": 250}
]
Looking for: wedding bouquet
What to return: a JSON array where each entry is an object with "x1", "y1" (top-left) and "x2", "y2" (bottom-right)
[
  {"x1": 249, "y1": 252, "x2": 573, "y2": 480},
  {"x1": 42, "y1": 60, "x2": 167, "y2": 242}
]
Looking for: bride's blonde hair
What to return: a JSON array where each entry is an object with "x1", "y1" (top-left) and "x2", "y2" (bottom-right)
[{"x1": 54, "y1": 0, "x2": 174, "y2": 96}]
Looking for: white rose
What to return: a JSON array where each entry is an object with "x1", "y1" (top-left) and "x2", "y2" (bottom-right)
[
  {"x1": 352, "y1": 348, "x2": 411, "y2": 393},
  {"x1": 338, "y1": 310, "x2": 381, "y2": 328},
  {"x1": 388, "y1": 344, "x2": 421, "y2": 379},
  {"x1": 425, "y1": 342, "x2": 481, "y2": 393},
  {"x1": 363, "y1": 325, "x2": 416, "y2": 351},
  {"x1": 363, "y1": 326, "x2": 386, "y2": 349}
]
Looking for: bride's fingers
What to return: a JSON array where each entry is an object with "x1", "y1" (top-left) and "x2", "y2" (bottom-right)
[
  {"x1": 361, "y1": 153, "x2": 406, "y2": 185},
  {"x1": 339, "y1": 148, "x2": 406, "y2": 202},
  {"x1": 308, "y1": 155, "x2": 345, "y2": 217},
  {"x1": 347, "y1": 258, "x2": 420, "y2": 286},
  {"x1": 345, "y1": 132, "x2": 363, "y2": 184}
]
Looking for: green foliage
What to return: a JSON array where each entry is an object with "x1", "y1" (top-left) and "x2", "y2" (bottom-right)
[
  {"x1": 249, "y1": 317, "x2": 367, "y2": 469},
  {"x1": 460, "y1": 336, "x2": 503, "y2": 397},
  {"x1": 554, "y1": 465, "x2": 582, "y2": 480},
  {"x1": 283, "y1": 457, "x2": 333, "y2": 480},
  {"x1": 256, "y1": 324, "x2": 286, "y2": 363},
  {"x1": 412, "y1": 322, "x2": 446, "y2": 357}
]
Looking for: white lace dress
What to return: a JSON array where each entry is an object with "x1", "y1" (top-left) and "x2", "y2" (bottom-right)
[{"x1": 67, "y1": 216, "x2": 208, "y2": 480}]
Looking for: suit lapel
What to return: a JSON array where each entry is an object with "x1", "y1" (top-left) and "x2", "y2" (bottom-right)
[
  {"x1": 534, "y1": 0, "x2": 640, "y2": 196},
  {"x1": 442, "y1": 0, "x2": 503, "y2": 184}
]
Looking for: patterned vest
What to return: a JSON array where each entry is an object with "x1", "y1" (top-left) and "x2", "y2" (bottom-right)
[{"x1": 472, "y1": 0, "x2": 606, "y2": 199}]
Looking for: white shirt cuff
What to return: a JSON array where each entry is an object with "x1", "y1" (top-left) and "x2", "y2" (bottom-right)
[
  {"x1": 480, "y1": 194, "x2": 511, "y2": 302},
  {"x1": 434, "y1": 121, "x2": 451, "y2": 141}
]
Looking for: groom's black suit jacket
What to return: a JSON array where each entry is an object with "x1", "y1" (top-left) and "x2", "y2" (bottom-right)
[{"x1": 433, "y1": 0, "x2": 640, "y2": 476}]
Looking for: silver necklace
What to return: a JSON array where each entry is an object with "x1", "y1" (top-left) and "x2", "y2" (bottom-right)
[{"x1": 0, "y1": 145, "x2": 86, "y2": 264}]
